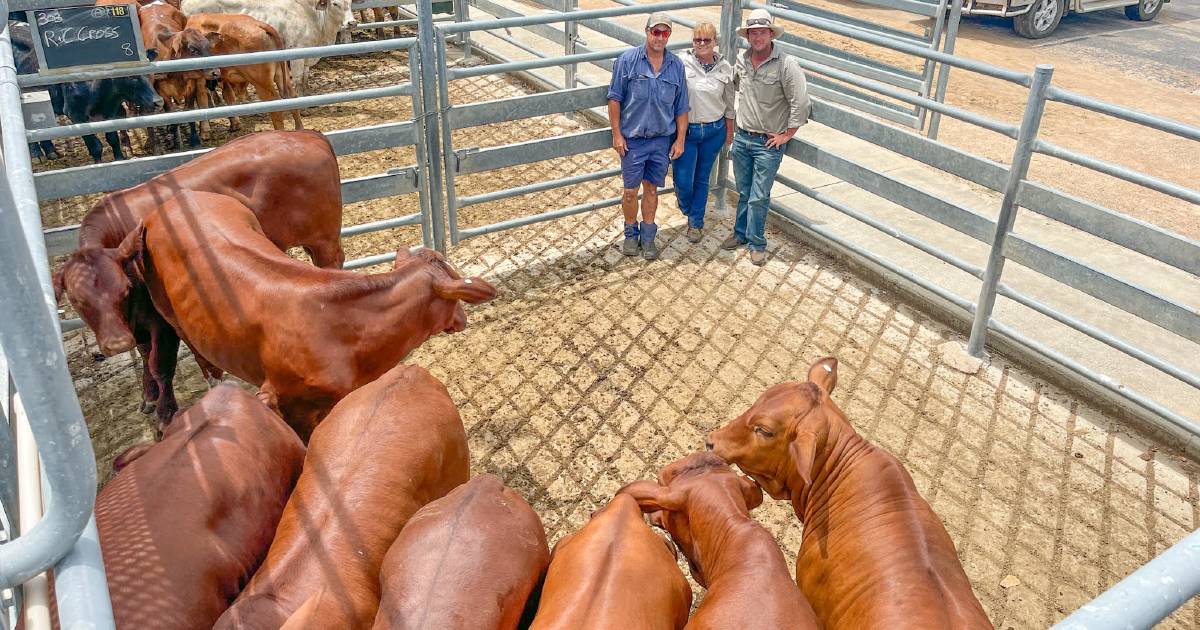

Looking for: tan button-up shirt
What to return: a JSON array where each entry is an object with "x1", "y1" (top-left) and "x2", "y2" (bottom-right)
[{"x1": 733, "y1": 44, "x2": 811, "y2": 135}]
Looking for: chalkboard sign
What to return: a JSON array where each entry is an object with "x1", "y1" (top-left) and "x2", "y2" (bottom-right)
[{"x1": 28, "y1": 4, "x2": 147, "y2": 72}]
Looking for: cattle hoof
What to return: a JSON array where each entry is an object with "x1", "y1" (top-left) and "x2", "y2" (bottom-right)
[
  {"x1": 140, "y1": 400, "x2": 157, "y2": 415},
  {"x1": 92, "y1": 352, "x2": 107, "y2": 362}
]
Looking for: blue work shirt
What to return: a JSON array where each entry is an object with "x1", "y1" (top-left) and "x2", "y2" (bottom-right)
[{"x1": 607, "y1": 45, "x2": 689, "y2": 139}]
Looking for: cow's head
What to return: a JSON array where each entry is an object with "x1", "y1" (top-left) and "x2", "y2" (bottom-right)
[
  {"x1": 395, "y1": 247, "x2": 497, "y2": 335},
  {"x1": 706, "y1": 357, "x2": 840, "y2": 502},
  {"x1": 113, "y1": 75, "x2": 164, "y2": 114},
  {"x1": 55, "y1": 226, "x2": 147, "y2": 356},
  {"x1": 156, "y1": 28, "x2": 221, "y2": 80},
  {"x1": 618, "y1": 452, "x2": 762, "y2": 587}
]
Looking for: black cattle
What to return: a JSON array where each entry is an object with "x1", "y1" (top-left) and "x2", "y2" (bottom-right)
[
  {"x1": 8, "y1": 20, "x2": 60, "y2": 161},
  {"x1": 53, "y1": 77, "x2": 163, "y2": 163},
  {"x1": 8, "y1": 20, "x2": 163, "y2": 163}
]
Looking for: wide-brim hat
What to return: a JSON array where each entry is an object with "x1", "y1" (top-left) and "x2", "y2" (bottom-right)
[{"x1": 736, "y1": 8, "x2": 784, "y2": 38}]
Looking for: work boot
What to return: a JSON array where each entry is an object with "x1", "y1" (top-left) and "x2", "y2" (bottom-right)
[
  {"x1": 720, "y1": 236, "x2": 745, "y2": 250},
  {"x1": 750, "y1": 249, "x2": 767, "y2": 266},
  {"x1": 686, "y1": 226, "x2": 702, "y2": 243},
  {"x1": 640, "y1": 221, "x2": 660, "y2": 260},
  {"x1": 622, "y1": 223, "x2": 640, "y2": 256}
]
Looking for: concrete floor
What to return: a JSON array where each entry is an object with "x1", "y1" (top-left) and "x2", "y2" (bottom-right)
[{"x1": 405, "y1": 206, "x2": 1200, "y2": 628}]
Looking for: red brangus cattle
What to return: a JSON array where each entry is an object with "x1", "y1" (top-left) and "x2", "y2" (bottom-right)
[
  {"x1": 54, "y1": 129, "x2": 343, "y2": 431},
  {"x1": 527, "y1": 494, "x2": 692, "y2": 630},
  {"x1": 120, "y1": 190, "x2": 495, "y2": 439},
  {"x1": 95, "y1": 383, "x2": 304, "y2": 630},
  {"x1": 140, "y1": 1, "x2": 219, "y2": 150},
  {"x1": 620, "y1": 452, "x2": 821, "y2": 630},
  {"x1": 370, "y1": 474, "x2": 549, "y2": 630},
  {"x1": 185, "y1": 13, "x2": 302, "y2": 131},
  {"x1": 214, "y1": 364, "x2": 470, "y2": 629},
  {"x1": 706, "y1": 357, "x2": 993, "y2": 630}
]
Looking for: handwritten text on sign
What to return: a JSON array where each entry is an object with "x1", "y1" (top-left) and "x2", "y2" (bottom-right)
[{"x1": 30, "y1": 5, "x2": 146, "y2": 70}]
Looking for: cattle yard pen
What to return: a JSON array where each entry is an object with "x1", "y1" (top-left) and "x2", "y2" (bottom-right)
[{"x1": 1, "y1": 0, "x2": 1199, "y2": 627}]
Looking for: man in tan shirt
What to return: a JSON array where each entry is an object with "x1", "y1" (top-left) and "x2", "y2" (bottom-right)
[{"x1": 723, "y1": 9, "x2": 810, "y2": 265}]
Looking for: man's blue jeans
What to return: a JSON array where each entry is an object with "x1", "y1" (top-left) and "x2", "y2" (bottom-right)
[
  {"x1": 730, "y1": 130, "x2": 785, "y2": 252},
  {"x1": 672, "y1": 118, "x2": 726, "y2": 229}
]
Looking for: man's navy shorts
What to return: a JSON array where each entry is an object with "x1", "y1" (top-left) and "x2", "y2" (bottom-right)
[{"x1": 621, "y1": 135, "x2": 671, "y2": 190}]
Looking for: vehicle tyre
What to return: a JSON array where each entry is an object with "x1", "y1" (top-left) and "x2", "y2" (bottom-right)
[
  {"x1": 1013, "y1": 0, "x2": 1064, "y2": 38},
  {"x1": 1124, "y1": 0, "x2": 1162, "y2": 20}
]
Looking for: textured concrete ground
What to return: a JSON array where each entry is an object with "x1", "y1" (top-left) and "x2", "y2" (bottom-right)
[{"x1": 404, "y1": 206, "x2": 1200, "y2": 629}]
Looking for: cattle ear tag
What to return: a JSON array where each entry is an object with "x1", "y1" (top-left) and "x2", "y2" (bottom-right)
[{"x1": 464, "y1": 278, "x2": 473, "y2": 284}]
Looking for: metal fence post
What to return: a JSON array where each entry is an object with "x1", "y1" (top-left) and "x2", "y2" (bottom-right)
[
  {"x1": 926, "y1": 0, "x2": 962, "y2": 139},
  {"x1": 0, "y1": 167, "x2": 98, "y2": 589},
  {"x1": 714, "y1": 0, "x2": 740, "y2": 212},
  {"x1": 915, "y1": 0, "x2": 949, "y2": 132},
  {"x1": 409, "y1": 44, "x2": 436, "y2": 249},
  {"x1": 966, "y1": 64, "x2": 1053, "y2": 357},
  {"x1": 434, "y1": 34, "x2": 462, "y2": 247},
  {"x1": 564, "y1": 0, "x2": 577, "y2": 91},
  {"x1": 417, "y1": 3, "x2": 448, "y2": 253},
  {"x1": 453, "y1": 0, "x2": 471, "y2": 55}
]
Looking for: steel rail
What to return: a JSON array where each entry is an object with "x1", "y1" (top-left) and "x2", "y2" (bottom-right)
[
  {"x1": 18, "y1": 37, "x2": 416, "y2": 87},
  {"x1": 746, "y1": 1, "x2": 1032, "y2": 85},
  {"x1": 1045, "y1": 86, "x2": 1200, "y2": 142},
  {"x1": 441, "y1": 0, "x2": 717, "y2": 34},
  {"x1": 457, "y1": 168, "x2": 621, "y2": 208},
  {"x1": 28, "y1": 83, "x2": 413, "y2": 141},
  {"x1": 1033, "y1": 139, "x2": 1200, "y2": 206},
  {"x1": 798, "y1": 57, "x2": 1019, "y2": 138}
]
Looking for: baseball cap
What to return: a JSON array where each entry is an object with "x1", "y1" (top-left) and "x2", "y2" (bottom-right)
[{"x1": 646, "y1": 12, "x2": 672, "y2": 29}]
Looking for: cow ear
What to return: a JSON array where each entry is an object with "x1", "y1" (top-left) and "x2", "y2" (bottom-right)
[
  {"x1": 280, "y1": 589, "x2": 325, "y2": 630},
  {"x1": 807, "y1": 356, "x2": 838, "y2": 395},
  {"x1": 52, "y1": 269, "x2": 67, "y2": 304},
  {"x1": 788, "y1": 431, "x2": 818, "y2": 494},
  {"x1": 113, "y1": 223, "x2": 147, "y2": 279},
  {"x1": 738, "y1": 474, "x2": 764, "y2": 511},
  {"x1": 618, "y1": 479, "x2": 685, "y2": 514},
  {"x1": 433, "y1": 277, "x2": 497, "y2": 305}
]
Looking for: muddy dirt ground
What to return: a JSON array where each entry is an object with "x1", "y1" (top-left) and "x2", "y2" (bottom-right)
[{"x1": 34, "y1": 14, "x2": 1200, "y2": 630}]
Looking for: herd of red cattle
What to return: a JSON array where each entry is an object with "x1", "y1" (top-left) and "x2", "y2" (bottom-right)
[{"x1": 57, "y1": 129, "x2": 995, "y2": 628}]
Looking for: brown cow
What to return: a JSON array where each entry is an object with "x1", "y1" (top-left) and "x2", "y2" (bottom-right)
[
  {"x1": 214, "y1": 363, "x2": 471, "y2": 629},
  {"x1": 95, "y1": 382, "x2": 305, "y2": 630},
  {"x1": 706, "y1": 357, "x2": 993, "y2": 630},
  {"x1": 184, "y1": 13, "x2": 301, "y2": 131},
  {"x1": 119, "y1": 190, "x2": 494, "y2": 439},
  {"x1": 620, "y1": 452, "x2": 821, "y2": 630},
  {"x1": 142, "y1": 0, "x2": 221, "y2": 150},
  {"x1": 527, "y1": 494, "x2": 692, "y2": 630},
  {"x1": 54, "y1": 129, "x2": 343, "y2": 431},
  {"x1": 370, "y1": 474, "x2": 549, "y2": 630},
  {"x1": 137, "y1": 1, "x2": 216, "y2": 151}
]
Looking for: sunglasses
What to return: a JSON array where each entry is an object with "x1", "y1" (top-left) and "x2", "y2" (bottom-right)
[
  {"x1": 747, "y1": 17, "x2": 772, "y2": 26},
  {"x1": 649, "y1": 27, "x2": 672, "y2": 37},
  {"x1": 692, "y1": 38, "x2": 713, "y2": 44}
]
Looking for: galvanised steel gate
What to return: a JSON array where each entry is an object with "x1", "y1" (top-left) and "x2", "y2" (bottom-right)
[{"x1": 1, "y1": 0, "x2": 1198, "y2": 627}]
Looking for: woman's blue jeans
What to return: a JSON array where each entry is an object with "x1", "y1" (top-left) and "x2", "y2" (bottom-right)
[
  {"x1": 730, "y1": 130, "x2": 785, "y2": 252},
  {"x1": 672, "y1": 118, "x2": 726, "y2": 229}
]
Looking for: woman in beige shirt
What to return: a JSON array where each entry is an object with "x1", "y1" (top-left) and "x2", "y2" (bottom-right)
[{"x1": 672, "y1": 22, "x2": 735, "y2": 244}]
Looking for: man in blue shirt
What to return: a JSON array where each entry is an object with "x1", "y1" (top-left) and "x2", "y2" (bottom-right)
[{"x1": 607, "y1": 12, "x2": 689, "y2": 260}]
